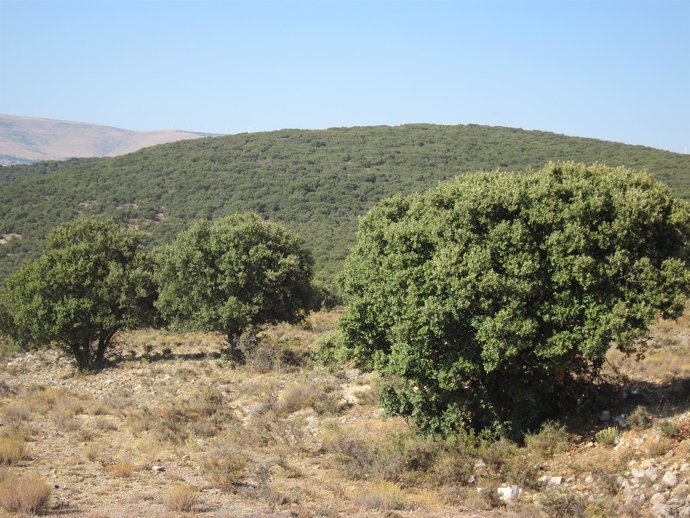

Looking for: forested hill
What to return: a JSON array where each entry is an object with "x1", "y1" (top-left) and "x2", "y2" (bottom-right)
[{"x1": 1, "y1": 124, "x2": 689, "y2": 286}]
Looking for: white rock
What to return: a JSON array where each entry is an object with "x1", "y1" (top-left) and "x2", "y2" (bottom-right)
[
  {"x1": 673, "y1": 484, "x2": 689, "y2": 496},
  {"x1": 548, "y1": 476, "x2": 563, "y2": 485},
  {"x1": 497, "y1": 485, "x2": 522, "y2": 502},
  {"x1": 650, "y1": 493, "x2": 667, "y2": 505},
  {"x1": 584, "y1": 474, "x2": 594, "y2": 484},
  {"x1": 681, "y1": 463, "x2": 690, "y2": 472},
  {"x1": 151, "y1": 465, "x2": 165, "y2": 472},
  {"x1": 646, "y1": 466, "x2": 661, "y2": 482},
  {"x1": 632, "y1": 468, "x2": 646, "y2": 478},
  {"x1": 663, "y1": 471, "x2": 678, "y2": 488},
  {"x1": 667, "y1": 496, "x2": 684, "y2": 507}
]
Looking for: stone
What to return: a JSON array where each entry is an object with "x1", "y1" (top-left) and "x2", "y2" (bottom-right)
[
  {"x1": 584, "y1": 474, "x2": 594, "y2": 484},
  {"x1": 673, "y1": 484, "x2": 689, "y2": 496},
  {"x1": 599, "y1": 410, "x2": 611, "y2": 421},
  {"x1": 663, "y1": 470, "x2": 678, "y2": 487},
  {"x1": 667, "y1": 496, "x2": 684, "y2": 507},
  {"x1": 646, "y1": 466, "x2": 661, "y2": 482},
  {"x1": 151, "y1": 465, "x2": 165, "y2": 472},
  {"x1": 632, "y1": 468, "x2": 646, "y2": 479},
  {"x1": 497, "y1": 485, "x2": 522, "y2": 502},
  {"x1": 650, "y1": 493, "x2": 667, "y2": 506}
]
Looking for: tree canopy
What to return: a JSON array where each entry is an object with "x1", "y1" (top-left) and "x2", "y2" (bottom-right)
[
  {"x1": 0, "y1": 217, "x2": 156, "y2": 370},
  {"x1": 336, "y1": 162, "x2": 690, "y2": 438},
  {"x1": 154, "y1": 213, "x2": 315, "y2": 349}
]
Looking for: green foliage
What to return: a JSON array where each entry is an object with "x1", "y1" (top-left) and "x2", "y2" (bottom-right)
[
  {"x1": 338, "y1": 162, "x2": 690, "y2": 438},
  {"x1": 1, "y1": 124, "x2": 689, "y2": 287},
  {"x1": 0, "y1": 217, "x2": 156, "y2": 370},
  {"x1": 626, "y1": 405, "x2": 652, "y2": 429},
  {"x1": 315, "y1": 330, "x2": 352, "y2": 367},
  {"x1": 524, "y1": 421, "x2": 570, "y2": 459},
  {"x1": 594, "y1": 427, "x2": 619, "y2": 446},
  {"x1": 154, "y1": 213, "x2": 314, "y2": 353}
]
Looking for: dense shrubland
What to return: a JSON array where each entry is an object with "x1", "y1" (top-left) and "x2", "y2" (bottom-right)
[
  {"x1": 1, "y1": 124, "x2": 689, "y2": 286},
  {"x1": 1, "y1": 162, "x2": 689, "y2": 442}
]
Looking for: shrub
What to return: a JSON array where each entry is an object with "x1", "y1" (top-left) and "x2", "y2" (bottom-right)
[
  {"x1": 626, "y1": 406, "x2": 652, "y2": 429},
  {"x1": 0, "y1": 437, "x2": 24, "y2": 465},
  {"x1": 155, "y1": 213, "x2": 315, "y2": 361},
  {"x1": 109, "y1": 460, "x2": 135, "y2": 478},
  {"x1": 536, "y1": 488, "x2": 586, "y2": 518},
  {"x1": 524, "y1": 421, "x2": 570, "y2": 460},
  {"x1": 0, "y1": 218, "x2": 157, "y2": 370},
  {"x1": 595, "y1": 427, "x2": 619, "y2": 446},
  {"x1": 163, "y1": 484, "x2": 199, "y2": 512},
  {"x1": 202, "y1": 446, "x2": 249, "y2": 490},
  {"x1": 338, "y1": 163, "x2": 690, "y2": 438},
  {"x1": 355, "y1": 481, "x2": 407, "y2": 511},
  {"x1": 0, "y1": 473, "x2": 51, "y2": 514}
]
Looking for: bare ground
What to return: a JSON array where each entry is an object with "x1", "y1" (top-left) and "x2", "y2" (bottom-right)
[{"x1": 1, "y1": 308, "x2": 689, "y2": 518}]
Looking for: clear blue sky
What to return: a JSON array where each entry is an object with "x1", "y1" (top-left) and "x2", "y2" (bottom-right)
[{"x1": 1, "y1": 0, "x2": 688, "y2": 152}]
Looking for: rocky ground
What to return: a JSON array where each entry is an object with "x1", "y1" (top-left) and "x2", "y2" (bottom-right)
[{"x1": 0, "y1": 308, "x2": 689, "y2": 517}]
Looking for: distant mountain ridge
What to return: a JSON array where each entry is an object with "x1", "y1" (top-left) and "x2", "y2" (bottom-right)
[{"x1": 0, "y1": 114, "x2": 207, "y2": 164}]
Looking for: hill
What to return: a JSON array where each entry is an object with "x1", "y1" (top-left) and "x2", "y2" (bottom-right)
[
  {"x1": 1, "y1": 123, "x2": 689, "y2": 286},
  {"x1": 0, "y1": 114, "x2": 206, "y2": 165}
]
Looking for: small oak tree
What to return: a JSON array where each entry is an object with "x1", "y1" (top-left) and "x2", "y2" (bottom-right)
[
  {"x1": 154, "y1": 213, "x2": 314, "y2": 358},
  {"x1": 337, "y1": 162, "x2": 690, "y2": 438},
  {"x1": 0, "y1": 218, "x2": 157, "y2": 370}
]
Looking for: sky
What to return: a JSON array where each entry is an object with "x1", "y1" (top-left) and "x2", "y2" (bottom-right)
[{"x1": 0, "y1": 0, "x2": 688, "y2": 153}]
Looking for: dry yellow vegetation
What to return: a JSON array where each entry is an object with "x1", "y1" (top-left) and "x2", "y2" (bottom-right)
[{"x1": 0, "y1": 307, "x2": 688, "y2": 517}]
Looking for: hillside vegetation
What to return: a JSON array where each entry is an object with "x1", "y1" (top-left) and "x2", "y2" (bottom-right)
[{"x1": 1, "y1": 124, "x2": 689, "y2": 285}]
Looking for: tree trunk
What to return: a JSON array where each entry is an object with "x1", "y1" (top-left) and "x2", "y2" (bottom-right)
[
  {"x1": 95, "y1": 329, "x2": 118, "y2": 368},
  {"x1": 70, "y1": 341, "x2": 90, "y2": 371},
  {"x1": 225, "y1": 332, "x2": 245, "y2": 364}
]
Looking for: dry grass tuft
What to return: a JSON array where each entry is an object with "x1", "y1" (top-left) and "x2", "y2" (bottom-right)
[
  {"x1": 203, "y1": 445, "x2": 249, "y2": 490},
  {"x1": 109, "y1": 460, "x2": 135, "y2": 478},
  {"x1": 355, "y1": 481, "x2": 407, "y2": 511},
  {"x1": 0, "y1": 473, "x2": 51, "y2": 514},
  {"x1": 0, "y1": 437, "x2": 25, "y2": 465},
  {"x1": 163, "y1": 484, "x2": 199, "y2": 512}
]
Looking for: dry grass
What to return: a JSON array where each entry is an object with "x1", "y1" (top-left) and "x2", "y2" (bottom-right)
[
  {"x1": 0, "y1": 437, "x2": 24, "y2": 465},
  {"x1": 202, "y1": 445, "x2": 249, "y2": 490},
  {"x1": 0, "y1": 473, "x2": 51, "y2": 514},
  {"x1": 95, "y1": 417, "x2": 118, "y2": 431},
  {"x1": 163, "y1": 484, "x2": 199, "y2": 512},
  {"x1": 355, "y1": 481, "x2": 407, "y2": 511},
  {"x1": 2, "y1": 402, "x2": 31, "y2": 423},
  {"x1": 0, "y1": 307, "x2": 687, "y2": 517},
  {"x1": 109, "y1": 460, "x2": 135, "y2": 478}
]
